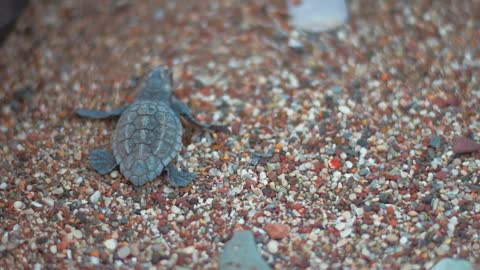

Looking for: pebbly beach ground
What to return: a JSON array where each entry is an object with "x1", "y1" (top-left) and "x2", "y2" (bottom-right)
[{"x1": 1, "y1": 0, "x2": 479, "y2": 269}]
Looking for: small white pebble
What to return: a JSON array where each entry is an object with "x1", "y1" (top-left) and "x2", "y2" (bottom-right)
[
  {"x1": 117, "y1": 246, "x2": 131, "y2": 259},
  {"x1": 90, "y1": 191, "x2": 101, "y2": 204},
  {"x1": 453, "y1": 158, "x2": 462, "y2": 166},
  {"x1": 288, "y1": 38, "x2": 303, "y2": 50},
  {"x1": 104, "y1": 238, "x2": 118, "y2": 250},
  {"x1": 43, "y1": 197, "x2": 55, "y2": 207},
  {"x1": 342, "y1": 211, "x2": 352, "y2": 219},
  {"x1": 75, "y1": 176, "x2": 83, "y2": 184},
  {"x1": 16, "y1": 144, "x2": 25, "y2": 151},
  {"x1": 181, "y1": 246, "x2": 196, "y2": 254},
  {"x1": 31, "y1": 201, "x2": 43, "y2": 208},
  {"x1": 14, "y1": 201, "x2": 25, "y2": 210},
  {"x1": 110, "y1": 171, "x2": 119, "y2": 178},
  {"x1": 90, "y1": 256, "x2": 100, "y2": 264},
  {"x1": 338, "y1": 105, "x2": 351, "y2": 114},
  {"x1": 408, "y1": 210, "x2": 418, "y2": 217},
  {"x1": 451, "y1": 198, "x2": 459, "y2": 206},
  {"x1": 257, "y1": 216, "x2": 265, "y2": 223},
  {"x1": 386, "y1": 234, "x2": 399, "y2": 243},
  {"x1": 377, "y1": 143, "x2": 388, "y2": 152},
  {"x1": 171, "y1": 205, "x2": 181, "y2": 214},
  {"x1": 73, "y1": 230, "x2": 83, "y2": 239},
  {"x1": 436, "y1": 244, "x2": 450, "y2": 256},
  {"x1": 335, "y1": 222, "x2": 346, "y2": 231},
  {"x1": 340, "y1": 227, "x2": 352, "y2": 238},
  {"x1": 209, "y1": 168, "x2": 219, "y2": 176},
  {"x1": 267, "y1": 240, "x2": 279, "y2": 253},
  {"x1": 74, "y1": 151, "x2": 82, "y2": 161},
  {"x1": 163, "y1": 186, "x2": 174, "y2": 193},
  {"x1": 0, "y1": 183, "x2": 7, "y2": 189},
  {"x1": 52, "y1": 187, "x2": 64, "y2": 195},
  {"x1": 353, "y1": 207, "x2": 364, "y2": 216}
]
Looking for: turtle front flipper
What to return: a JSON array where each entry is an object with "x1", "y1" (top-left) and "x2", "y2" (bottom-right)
[
  {"x1": 75, "y1": 105, "x2": 130, "y2": 119},
  {"x1": 89, "y1": 149, "x2": 118, "y2": 175},
  {"x1": 165, "y1": 162, "x2": 196, "y2": 187},
  {"x1": 171, "y1": 97, "x2": 229, "y2": 133}
]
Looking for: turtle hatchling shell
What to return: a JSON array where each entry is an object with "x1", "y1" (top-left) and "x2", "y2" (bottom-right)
[{"x1": 112, "y1": 101, "x2": 183, "y2": 186}]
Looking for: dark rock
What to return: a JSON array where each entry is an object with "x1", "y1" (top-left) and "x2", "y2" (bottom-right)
[
  {"x1": 357, "y1": 139, "x2": 368, "y2": 148},
  {"x1": 151, "y1": 252, "x2": 168, "y2": 264},
  {"x1": 119, "y1": 217, "x2": 128, "y2": 225},
  {"x1": 262, "y1": 186, "x2": 276, "y2": 198},
  {"x1": 0, "y1": 0, "x2": 29, "y2": 46},
  {"x1": 422, "y1": 193, "x2": 434, "y2": 204},
  {"x1": 13, "y1": 85, "x2": 35, "y2": 102}
]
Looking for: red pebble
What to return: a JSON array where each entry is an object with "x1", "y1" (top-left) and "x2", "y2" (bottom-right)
[
  {"x1": 264, "y1": 223, "x2": 289, "y2": 239},
  {"x1": 452, "y1": 136, "x2": 480, "y2": 154},
  {"x1": 290, "y1": 203, "x2": 302, "y2": 210},
  {"x1": 436, "y1": 171, "x2": 446, "y2": 180},
  {"x1": 231, "y1": 121, "x2": 241, "y2": 135},
  {"x1": 329, "y1": 158, "x2": 342, "y2": 169},
  {"x1": 218, "y1": 187, "x2": 229, "y2": 194},
  {"x1": 298, "y1": 226, "x2": 312, "y2": 234}
]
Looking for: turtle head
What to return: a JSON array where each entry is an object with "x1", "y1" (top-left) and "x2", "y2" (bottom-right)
[{"x1": 136, "y1": 66, "x2": 173, "y2": 102}]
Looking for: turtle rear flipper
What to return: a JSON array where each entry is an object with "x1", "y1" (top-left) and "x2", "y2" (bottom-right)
[
  {"x1": 171, "y1": 97, "x2": 229, "y2": 133},
  {"x1": 165, "y1": 163, "x2": 196, "y2": 187},
  {"x1": 89, "y1": 149, "x2": 118, "y2": 175},
  {"x1": 75, "y1": 105, "x2": 129, "y2": 119}
]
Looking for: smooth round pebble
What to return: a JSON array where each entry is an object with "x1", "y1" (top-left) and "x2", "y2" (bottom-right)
[
  {"x1": 117, "y1": 246, "x2": 131, "y2": 259},
  {"x1": 104, "y1": 239, "x2": 118, "y2": 251},
  {"x1": 267, "y1": 240, "x2": 279, "y2": 254}
]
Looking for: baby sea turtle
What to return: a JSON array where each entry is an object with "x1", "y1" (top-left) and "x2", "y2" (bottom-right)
[{"x1": 75, "y1": 66, "x2": 227, "y2": 187}]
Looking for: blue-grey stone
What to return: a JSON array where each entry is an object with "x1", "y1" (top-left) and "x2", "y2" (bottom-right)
[
  {"x1": 358, "y1": 168, "x2": 370, "y2": 176},
  {"x1": 429, "y1": 135, "x2": 441, "y2": 148},
  {"x1": 432, "y1": 181, "x2": 444, "y2": 190},
  {"x1": 287, "y1": 0, "x2": 348, "y2": 32},
  {"x1": 343, "y1": 132, "x2": 353, "y2": 139},
  {"x1": 357, "y1": 139, "x2": 368, "y2": 148},
  {"x1": 219, "y1": 231, "x2": 271, "y2": 270},
  {"x1": 331, "y1": 86, "x2": 343, "y2": 95},
  {"x1": 430, "y1": 258, "x2": 474, "y2": 270}
]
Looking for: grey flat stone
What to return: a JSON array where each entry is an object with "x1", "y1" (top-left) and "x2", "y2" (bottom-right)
[
  {"x1": 219, "y1": 230, "x2": 271, "y2": 270},
  {"x1": 287, "y1": 0, "x2": 348, "y2": 33},
  {"x1": 430, "y1": 258, "x2": 474, "y2": 270},
  {"x1": 429, "y1": 135, "x2": 441, "y2": 148}
]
